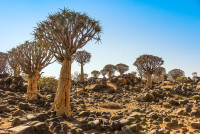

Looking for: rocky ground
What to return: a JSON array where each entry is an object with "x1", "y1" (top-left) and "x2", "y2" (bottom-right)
[{"x1": 0, "y1": 74, "x2": 200, "y2": 134}]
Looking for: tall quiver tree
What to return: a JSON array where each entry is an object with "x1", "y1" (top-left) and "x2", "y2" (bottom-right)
[
  {"x1": 154, "y1": 67, "x2": 166, "y2": 82},
  {"x1": 0, "y1": 52, "x2": 8, "y2": 74},
  {"x1": 115, "y1": 63, "x2": 129, "y2": 76},
  {"x1": 74, "y1": 50, "x2": 91, "y2": 81},
  {"x1": 134, "y1": 54, "x2": 164, "y2": 88},
  {"x1": 7, "y1": 48, "x2": 21, "y2": 77},
  {"x1": 91, "y1": 70, "x2": 100, "y2": 78},
  {"x1": 103, "y1": 64, "x2": 116, "y2": 79},
  {"x1": 16, "y1": 40, "x2": 54, "y2": 100},
  {"x1": 35, "y1": 8, "x2": 102, "y2": 116},
  {"x1": 168, "y1": 69, "x2": 184, "y2": 81}
]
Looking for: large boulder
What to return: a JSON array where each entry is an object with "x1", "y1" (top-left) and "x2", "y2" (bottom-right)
[{"x1": 19, "y1": 103, "x2": 33, "y2": 111}]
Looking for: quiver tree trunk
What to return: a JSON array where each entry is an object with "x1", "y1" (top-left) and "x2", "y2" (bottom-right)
[
  {"x1": 108, "y1": 73, "x2": 112, "y2": 79},
  {"x1": 146, "y1": 73, "x2": 152, "y2": 88},
  {"x1": 80, "y1": 63, "x2": 84, "y2": 81},
  {"x1": 27, "y1": 71, "x2": 39, "y2": 100},
  {"x1": 52, "y1": 58, "x2": 71, "y2": 117},
  {"x1": 13, "y1": 65, "x2": 20, "y2": 77},
  {"x1": 120, "y1": 72, "x2": 123, "y2": 76}
]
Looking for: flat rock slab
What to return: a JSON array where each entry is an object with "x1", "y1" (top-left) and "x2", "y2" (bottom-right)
[{"x1": 8, "y1": 125, "x2": 37, "y2": 134}]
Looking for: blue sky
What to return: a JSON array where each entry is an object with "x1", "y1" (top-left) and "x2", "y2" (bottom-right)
[{"x1": 0, "y1": 0, "x2": 200, "y2": 78}]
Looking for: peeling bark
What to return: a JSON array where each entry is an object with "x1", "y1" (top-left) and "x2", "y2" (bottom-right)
[
  {"x1": 26, "y1": 71, "x2": 39, "y2": 100},
  {"x1": 52, "y1": 58, "x2": 71, "y2": 117}
]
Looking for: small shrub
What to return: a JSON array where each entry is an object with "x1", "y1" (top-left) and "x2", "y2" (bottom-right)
[
  {"x1": 38, "y1": 77, "x2": 58, "y2": 92},
  {"x1": 100, "y1": 102, "x2": 122, "y2": 109}
]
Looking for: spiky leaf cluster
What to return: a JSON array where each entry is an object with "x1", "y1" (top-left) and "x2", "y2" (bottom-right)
[
  {"x1": 34, "y1": 8, "x2": 102, "y2": 62},
  {"x1": 74, "y1": 50, "x2": 91, "y2": 65},
  {"x1": 134, "y1": 54, "x2": 164, "y2": 75}
]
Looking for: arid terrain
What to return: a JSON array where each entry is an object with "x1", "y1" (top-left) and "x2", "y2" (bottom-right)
[{"x1": 0, "y1": 73, "x2": 200, "y2": 134}]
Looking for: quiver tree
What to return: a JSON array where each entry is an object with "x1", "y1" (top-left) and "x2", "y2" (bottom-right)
[
  {"x1": 34, "y1": 8, "x2": 102, "y2": 117},
  {"x1": 134, "y1": 54, "x2": 164, "y2": 88},
  {"x1": 74, "y1": 50, "x2": 91, "y2": 81},
  {"x1": 7, "y1": 48, "x2": 21, "y2": 77},
  {"x1": 0, "y1": 52, "x2": 8, "y2": 74},
  {"x1": 103, "y1": 64, "x2": 116, "y2": 79},
  {"x1": 168, "y1": 69, "x2": 184, "y2": 81},
  {"x1": 100, "y1": 69, "x2": 107, "y2": 78},
  {"x1": 115, "y1": 63, "x2": 129, "y2": 76},
  {"x1": 154, "y1": 67, "x2": 166, "y2": 82},
  {"x1": 16, "y1": 40, "x2": 54, "y2": 100},
  {"x1": 91, "y1": 70, "x2": 100, "y2": 78}
]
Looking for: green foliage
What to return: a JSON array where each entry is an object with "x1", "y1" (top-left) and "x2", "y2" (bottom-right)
[
  {"x1": 38, "y1": 77, "x2": 58, "y2": 92},
  {"x1": 176, "y1": 76, "x2": 187, "y2": 83}
]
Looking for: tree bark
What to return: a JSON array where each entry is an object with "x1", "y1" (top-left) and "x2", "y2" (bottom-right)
[
  {"x1": 120, "y1": 72, "x2": 123, "y2": 76},
  {"x1": 146, "y1": 73, "x2": 152, "y2": 88},
  {"x1": 13, "y1": 66, "x2": 20, "y2": 77},
  {"x1": 108, "y1": 72, "x2": 112, "y2": 79},
  {"x1": 26, "y1": 71, "x2": 39, "y2": 100},
  {"x1": 80, "y1": 63, "x2": 84, "y2": 81},
  {"x1": 52, "y1": 58, "x2": 71, "y2": 117}
]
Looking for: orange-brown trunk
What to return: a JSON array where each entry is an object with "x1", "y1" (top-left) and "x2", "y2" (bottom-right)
[
  {"x1": 80, "y1": 63, "x2": 84, "y2": 81},
  {"x1": 146, "y1": 73, "x2": 152, "y2": 88},
  {"x1": 26, "y1": 71, "x2": 39, "y2": 100},
  {"x1": 52, "y1": 58, "x2": 71, "y2": 117}
]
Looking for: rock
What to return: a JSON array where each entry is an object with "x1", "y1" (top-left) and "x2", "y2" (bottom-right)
[
  {"x1": 19, "y1": 103, "x2": 33, "y2": 111},
  {"x1": 0, "y1": 73, "x2": 9, "y2": 78},
  {"x1": 122, "y1": 124, "x2": 142, "y2": 133},
  {"x1": 86, "y1": 84, "x2": 105, "y2": 91},
  {"x1": 33, "y1": 122, "x2": 49, "y2": 133},
  {"x1": 191, "y1": 122, "x2": 200, "y2": 129},
  {"x1": 91, "y1": 119, "x2": 102, "y2": 128},
  {"x1": 27, "y1": 114, "x2": 36, "y2": 121},
  {"x1": 53, "y1": 125, "x2": 62, "y2": 133},
  {"x1": 12, "y1": 110, "x2": 25, "y2": 116},
  {"x1": 12, "y1": 118, "x2": 22, "y2": 126},
  {"x1": 69, "y1": 127, "x2": 83, "y2": 134},
  {"x1": 163, "y1": 103, "x2": 172, "y2": 108},
  {"x1": 80, "y1": 123, "x2": 92, "y2": 131},
  {"x1": 78, "y1": 111, "x2": 90, "y2": 117},
  {"x1": 4, "y1": 77, "x2": 12, "y2": 84},
  {"x1": 0, "y1": 130, "x2": 9, "y2": 134},
  {"x1": 111, "y1": 121, "x2": 123, "y2": 131},
  {"x1": 191, "y1": 109, "x2": 200, "y2": 117},
  {"x1": 36, "y1": 113, "x2": 49, "y2": 122},
  {"x1": 150, "y1": 112, "x2": 159, "y2": 120},
  {"x1": 8, "y1": 125, "x2": 37, "y2": 134},
  {"x1": 0, "y1": 105, "x2": 10, "y2": 113},
  {"x1": 9, "y1": 84, "x2": 17, "y2": 92},
  {"x1": 49, "y1": 121, "x2": 59, "y2": 130}
]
